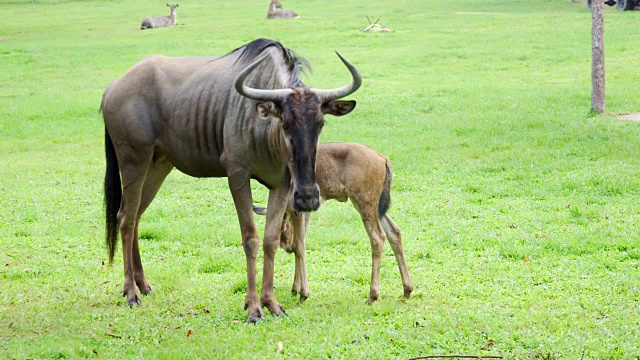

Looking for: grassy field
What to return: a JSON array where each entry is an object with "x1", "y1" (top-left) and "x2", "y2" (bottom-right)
[{"x1": 2, "y1": 0, "x2": 640, "y2": 358}]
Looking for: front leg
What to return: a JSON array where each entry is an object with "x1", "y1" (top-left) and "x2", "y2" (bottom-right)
[
  {"x1": 227, "y1": 172, "x2": 263, "y2": 323},
  {"x1": 260, "y1": 185, "x2": 290, "y2": 316},
  {"x1": 290, "y1": 211, "x2": 310, "y2": 302}
]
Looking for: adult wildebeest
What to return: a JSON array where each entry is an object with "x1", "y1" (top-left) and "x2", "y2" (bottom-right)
[
  {"x1": 266, "y1": 0, "x2": 299, "y2": 19},
  {"x1": 254, "y1": 142, "x2": 413, "y2": 304},
  {"x1": 101, "y1": 38, "x2": 362, "y2": 323},
  {"x1": 141, "y1": 3, "x2": 178, "y2": 30}
]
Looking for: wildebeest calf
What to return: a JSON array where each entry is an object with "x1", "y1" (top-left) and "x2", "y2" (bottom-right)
[{"x1": 255, "y1": 142, "x2": 413, "y2": 303}]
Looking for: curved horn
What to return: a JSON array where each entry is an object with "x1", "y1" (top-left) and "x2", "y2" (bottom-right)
[
  {"x1": 234, "y1": 55, "x2": 293, "y2": 102},
  {"x1": 311, "y1": 52, "x2": 362, "y2": 101}
]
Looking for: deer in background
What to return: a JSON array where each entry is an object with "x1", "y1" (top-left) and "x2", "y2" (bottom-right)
[
  {"x1": 266, "y1": 0, "x2": 299, "y2": 19},
  {"x1": 141, "y1": 3, "x2": 179, "y2": 30},
  {"x1": 254, "y1": 142, "x2": 413, "y2": 304}
]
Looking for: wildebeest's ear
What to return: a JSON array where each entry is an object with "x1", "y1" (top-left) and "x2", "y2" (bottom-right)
[
  {"x1": 256, "y1": 101, "x2": 279, "y2": 119},
  {"x1": 175, "y1": 3, "x2": 179, "y2": 7},
  {"x1": 322, "y1": 100, "x2": 356, "y2": 116},
  {"x1": 166, "y1": 3, "x2": 170, "y2": 6}
]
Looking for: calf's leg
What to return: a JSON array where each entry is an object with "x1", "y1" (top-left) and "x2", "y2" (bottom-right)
[
  {"x1": 357, "y1": 209, "x2": 385, "y2": 304},
  {"x1": 290, "y1": 211, "x2": 310, "y2": 301},
  {"x1": 380, "y1": 214, "x2": 413, "y2": 298}
]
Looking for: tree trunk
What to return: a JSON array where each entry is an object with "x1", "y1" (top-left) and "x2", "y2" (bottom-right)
[{"x1": 591, "y1": 0, "x2": 605, "y2": 114}]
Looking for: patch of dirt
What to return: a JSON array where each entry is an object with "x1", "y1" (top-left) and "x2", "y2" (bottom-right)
[
  {"x1": 0, "y1": 36, "x2": 10, "y2": 41},
  {"x1": 615, "y1": 113, "x2": 640, "y2": 121}
]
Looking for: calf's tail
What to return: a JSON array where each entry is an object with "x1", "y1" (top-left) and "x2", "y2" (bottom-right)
[
  {"x1": 377, "y1": 159, "x2": 392, "y2": 218},
  {"x1": 104, "y1": 128, "x2": 122, "y2": 264}
]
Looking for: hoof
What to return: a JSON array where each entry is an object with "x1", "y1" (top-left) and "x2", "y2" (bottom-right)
[
  {"x1": 264, "y1": 303, "x2": 287, "y2": 317},
  {"x1": 299, "y1": 294, "x2": 308, "y2": 303},
  {"x1": 366, "y1": 297, "x2": 378, "y2": 305},
  {"x1": 261, "y1": 293, "x2": 286, "y2": 316},
  {"x1": 366, "y1": 290, "x2": 380, "y2": 304},
  {"x1": 135, "y1": 276, "x2": 153, "y2": 295},
  {"x1": 276, "y1": 307, "x2": 288, "y2": 317},
  {"x1": 262, "y1": 300, "x2": 287, "y2": 317},
  {"x1": 123, "y1": 291, "x2": 141, "y2": 307},
  {"x1": 246, "y1": 306, "x2": 265, "y2": 323},
  {"x1": 247, "y1": 316, "x2": 264, "y2": 324},
  {"x1": 140, "y1": 285, "x2": 153, "y2": 295}
]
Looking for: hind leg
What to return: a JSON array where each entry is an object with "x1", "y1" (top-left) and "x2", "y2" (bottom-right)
[
  {"x1": 380, "y1": 214, "x2": 413, "y2": 298},
  {"x1": 116, "y1": 148, "x2": 154, "y2": 306},
  {"x1": 132, "y1": 153, "x2": 174, "y2": 295},
  {"x1": 355, "y1": 206, "x2": 386, "y2": 304}
]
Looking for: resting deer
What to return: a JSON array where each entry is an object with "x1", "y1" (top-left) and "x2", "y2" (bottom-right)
[
  {"x1": 254, "y1": 142, "x2": 413, "y2": 304},
  {"x1": 141, "y1": 3, "x2": 178, "y2": 30},
  {"x1": 266, "y1": 0, "x2": 299, "y2": 19}
]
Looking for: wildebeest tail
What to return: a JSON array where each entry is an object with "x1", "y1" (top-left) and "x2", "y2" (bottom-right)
[
  {"x1": 377, "y1": 159, "x2": 392, "y2": 218},
  {"x1": 104, "y1": 127, "x2": 121, "y2": 264},
  {"x1": 252, "y1": 205, "x2": 267, "y2": 216}
]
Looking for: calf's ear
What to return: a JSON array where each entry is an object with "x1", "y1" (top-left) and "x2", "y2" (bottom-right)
[{"x1": 322, "y1": 100, "x2": 356, "y2": 116}]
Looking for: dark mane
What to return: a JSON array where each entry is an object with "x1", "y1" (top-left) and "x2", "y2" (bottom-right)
[{"x1": 232, "y1": 38, "x2": 311, "y2": 87}]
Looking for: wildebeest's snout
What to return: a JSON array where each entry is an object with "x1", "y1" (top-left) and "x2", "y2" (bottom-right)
[{"x1": 292, "y1": 184, "x2": 321, "y2": 212}]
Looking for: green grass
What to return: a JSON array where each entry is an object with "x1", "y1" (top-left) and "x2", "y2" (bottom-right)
[{"x1": 2, "y1": 0, "x2": 640, "y2": 358}]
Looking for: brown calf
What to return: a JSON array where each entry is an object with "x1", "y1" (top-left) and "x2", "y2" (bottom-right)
[{"x1": 255, "y1": 142, "x2": 413, "y2": 304}]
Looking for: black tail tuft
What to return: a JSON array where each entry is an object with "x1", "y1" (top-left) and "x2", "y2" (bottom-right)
[
  {"x1": 104, "y1": 128, "x2": 122, "y2": 264},
  {"x1": 377, "y1": 159, "x2": 392, "y2": 218},
  {"x1": 252, "y1": 205, "x2": 267, "y2": 216}
]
